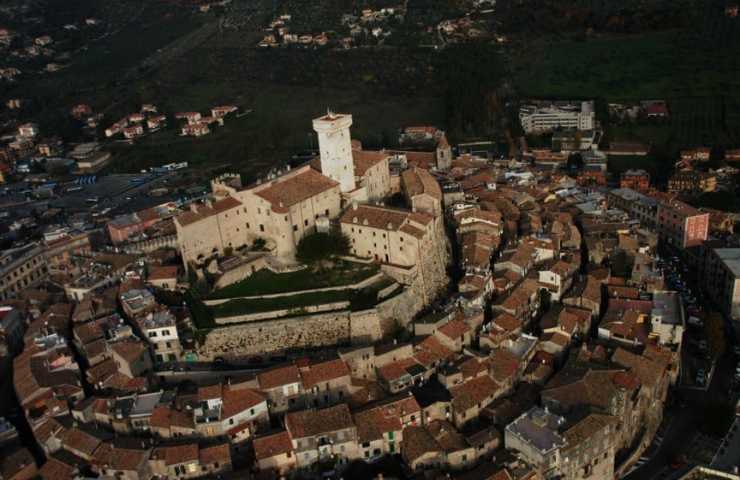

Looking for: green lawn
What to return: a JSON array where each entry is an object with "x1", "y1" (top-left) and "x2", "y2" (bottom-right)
[
  {"x1": 209, "y1": 280, "x2": 398, "y2": 318},
  {"x1": 209, "y1": 260, "x2": 380, "y2": 299}
]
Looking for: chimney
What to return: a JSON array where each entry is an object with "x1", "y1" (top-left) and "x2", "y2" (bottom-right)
[{"x1": 352, "y1": 201, "x2": 358, "y2": 211}]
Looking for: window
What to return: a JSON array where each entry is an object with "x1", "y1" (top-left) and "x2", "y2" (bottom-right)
[
  {"x1": 304, "y1": 219, "x2": 308, "y2": 226},
  {"x1": 148, "y1": 331, "x2": 157, "y2": 338},
  {"x1": 293, "y1": 225, "x2": 298, "y2": 232},
  {"x1": 259, "y1": 224, "x2": 265, "y2": 232}
]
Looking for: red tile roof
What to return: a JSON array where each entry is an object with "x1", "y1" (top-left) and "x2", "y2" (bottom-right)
[
  {"x1": 285, "y1": 404, "x2": 354, "y2": 438},
  {"x1": 300, "y1": 359, "x2": 350, "y2": 389},
  {"x1": 176, "y1": 197, "x2": 242, "y2": 227},
  {"x1": 254, "y1": 167, "x2": 339, "y2": 212},
  {"x1": 258, "y1": 364, "x2": 301, "y2": 390},
  {"x1": 253, "y1": 431, "x2": 294, "y2": 460}
]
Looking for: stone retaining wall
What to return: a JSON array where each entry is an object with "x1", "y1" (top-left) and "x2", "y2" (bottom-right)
[
  {"x1": 197, "y1": 308, "x2": 385, "y2": 359},
  {"x1": 213, "y1": 301, "x2": 351, "y2": 324}
]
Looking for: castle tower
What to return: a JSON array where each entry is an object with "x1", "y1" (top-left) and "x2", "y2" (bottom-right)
[{"x1": 312, "y1": 110, "x2": 355, "y2": 193}]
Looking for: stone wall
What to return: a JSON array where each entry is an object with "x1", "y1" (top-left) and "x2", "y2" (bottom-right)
[
  {"x1": 197, "y1": 306, "x2": 386, "y2": 358},
  {"x1": 213, "y1": 301, "x2": 350, "y2": 324},
  {"x1": 197, "y1": 312, "x2": 353, "y2": 359},
  {"x1": 121, "y1": 235, "x2": 177, "y2": 254}
]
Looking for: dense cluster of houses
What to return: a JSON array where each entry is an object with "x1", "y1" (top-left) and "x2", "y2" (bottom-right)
[{"x1": 2, "y1": 106, "x2": 740, "y2": 480}]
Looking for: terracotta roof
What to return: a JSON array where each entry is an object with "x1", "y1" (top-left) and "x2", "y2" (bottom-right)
[
  {"x1": 93, "y1": 444, "x2": 148, "y2": 471},
  {"x1": 354, "y1": 406, "x2": 403, "y2": 442},
  {"x1": 492, "y1": 313, "x2": 522, "y2": 333},
  {"x1": 378, "y1": 357, "x2": 419, "y2": 382},
  {"x1": 222, "y1": 386, "x2": 265, "y2": 419},
  {"x1": 563, "y1": 414, "x2": 617, "y2": 450},
  {"x1": 39, "y1": 457, "x2": 76, "y2": 479},
  {"x1": 437, "y1": 319, "x2": 470, "y2": 340},
  {"x1": 254, "y1": 167, "x2": 339, "y2": 212},
  {"x1": 176, "y1": 196, "x2": 242, "y2": 227},
  {"x1": 110, "y1": 340, "x2": 148, "y2": 364},
  {"x1": 341, "y1": 204, "x2": 421, "y2": 232},
  {"x1": 543, "y1": 369, "x2": 622, "y2": 411},
  {"x1": 300, "y1": 359, "x2": 351, "y2": 389},
  {"x1": 416, "y1": 335, "x2": 454, "y2": 363},
  {"x1": 488, "y1": 349, "x2": 520, "y2": 383},
  {"x1": 1, "y1": 447, "x2": 35, "y2": 479},
  {"x1": 149, "y1": 405, "x2": 171, "y2": 429},
  {"x1": 611, "y1": 348, "x2": 663, "y2": 388},
  {"x1": 402, "y1": 167, "x2": 442, "y2": 200},
  {"x1": 450, "y1": 375, "x2": 499, "y2": 411},
  {"x1": 285, "y1": 404, "x2": 354, "y2": 438},
  {"x1": 148, "y1": 265, "x2": 177, "y2": 281},
  {"x1": 352, "y1": 150, "x2": 389, "y2": 176},
  {"x1": 258, "y1": 364, "x2": 301, "y2": 390},
  {"x1": 61, "y1": 427, "x2": 102, "y2": 456},
  {"x1": 402, "y1": 425, "x2": 442, "y2": 463},
  {"x1": 199, "y1": 443, "x2": 230, "y2": 465},
  {"x1": 253, "y1": 431, "x2": 294, "y2": 460},
  {"x1": 162, "y1": 443, "x2": 198, "y2": 466},
  {"x1": 197, "y1": 383, "x2": 222, "y2": 402}
]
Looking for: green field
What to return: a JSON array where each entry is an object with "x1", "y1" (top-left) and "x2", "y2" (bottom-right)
[
  {"x1": 513, "y1": 29, "x2": 740, "y2": 102},
  {"x1": 209, "y1": 260, "x2": 379, "y2": 299}
]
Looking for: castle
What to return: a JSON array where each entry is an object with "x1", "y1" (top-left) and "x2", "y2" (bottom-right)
[{"x1": 174, "y1": 112, "x2": 428, "y2": 270}]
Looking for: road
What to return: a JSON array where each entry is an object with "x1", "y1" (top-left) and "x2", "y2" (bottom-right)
[{"x1": 623, "y1": 350, "x2": 735, "y2": 480}]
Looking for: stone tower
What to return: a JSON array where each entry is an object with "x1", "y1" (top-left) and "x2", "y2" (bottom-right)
[
  {"x1": 313, "y1": 110, "x2": 355, "y2": 193},
  {"x1": 436, "y1": 134, "x2": 452, "y2": 171}
]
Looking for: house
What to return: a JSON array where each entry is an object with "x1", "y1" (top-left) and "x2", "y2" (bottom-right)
[
  {"x1": 150, "y1": 444, "x2": 200, "y2": 478},
  {"x1": 402, "y1": 420, "x2": 476, "y2": 471},
  {"x1": 435, "y1": 319, "x2": 473, "y2": 352},
  {"x1": 285, "y1": 403, "x2": 359, "y2": 468},
  {"x1": 253, "y1": 430, "x2": 296, "y2": 475},
  {"x1": 193, "y1": 383, "x2": 269, "y2": 438},
  {"x1": 109, "y1": 339, "x2": 152, "y2": 378},
  {"x1": 619, "y1": 169, "x2": 650, "y2": 191},
  {"x1": 300, "y1": 358, "x2": 352, "y2": 408},
  {"x1": 401, "y1": 167, "x2": 443, "y2": 217},
  {"x1": 92, "y1": 444, "x2": 151, "y2": 480},
  {"x1": 354, "y1": 396, "x2": 421, "y2": 461},
  {"x1": 181, "y1": 122, "x2": 210, "y2": 137},
  {"x1": 146, "y1": 266, "x2": 178, "y2": 290},
  {"x1": 257, "y1": 363, "x2": 304, "y2": 413},
  {"x1": 0, "y1": 447, "x2": 37, "y2": 480},
  {"x1": 449, "y1": 374, "x2": 501, "y2": 428}
]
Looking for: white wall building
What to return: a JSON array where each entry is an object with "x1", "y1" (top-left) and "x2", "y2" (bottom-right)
[{"x1": 519, "y1": 101, "x2": 595, "y2": 133}]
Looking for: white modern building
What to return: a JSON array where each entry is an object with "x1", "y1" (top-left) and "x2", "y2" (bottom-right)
[{"x1": 519, "y1": 101, "x2": 595, "y2": 133}]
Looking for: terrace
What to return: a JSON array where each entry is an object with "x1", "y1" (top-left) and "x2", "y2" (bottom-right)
[{"x1": 208, "y1": 259, "x2": 380, "y2": 299}]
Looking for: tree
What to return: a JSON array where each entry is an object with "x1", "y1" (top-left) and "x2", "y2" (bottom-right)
[{"x1": 296, "y1": 231, "x2": 350, "y2": 264}]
